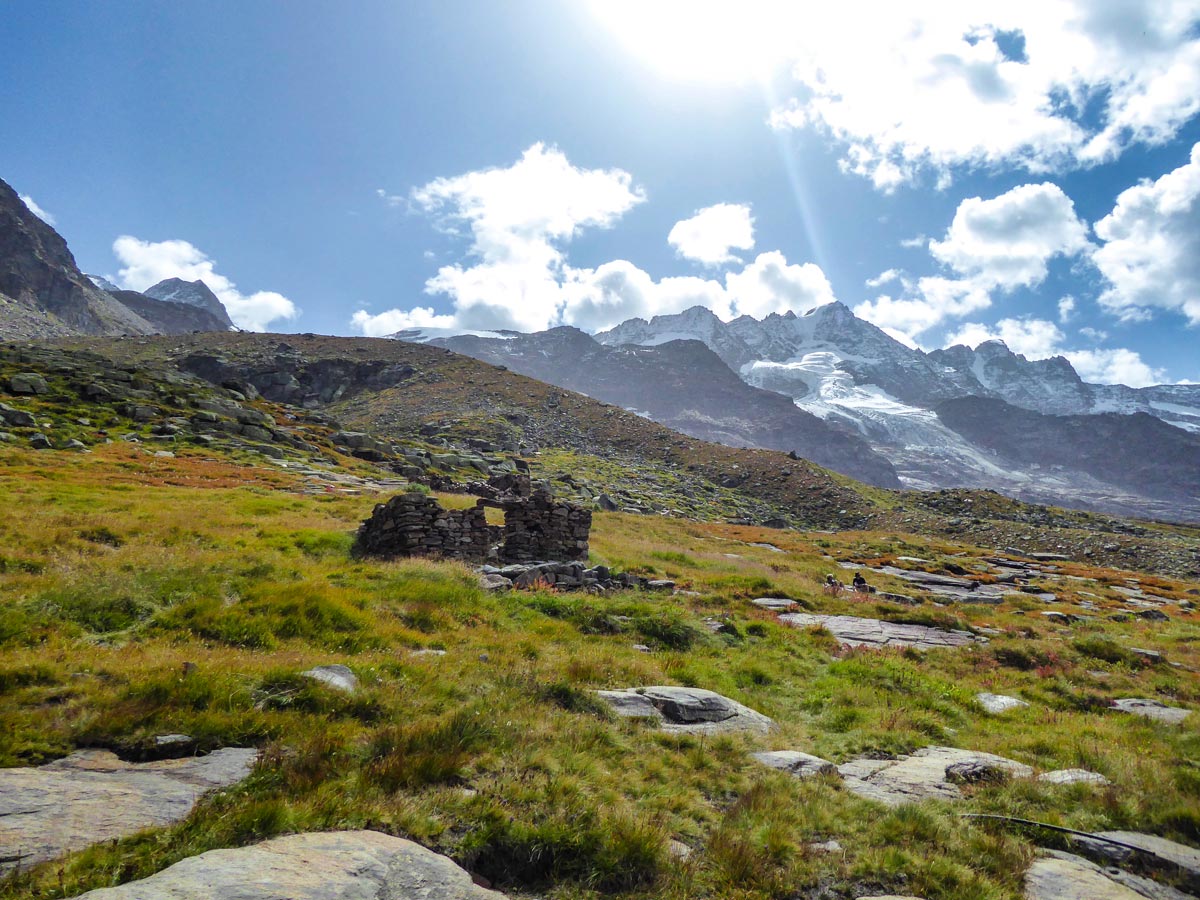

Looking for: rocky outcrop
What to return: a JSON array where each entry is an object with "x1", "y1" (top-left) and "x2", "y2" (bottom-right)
[
  {"x1": 0, "y1": 748, "x2": 258, "y2": 872},
  {"x1": 0, "y1": 177, "x2": 155, "y2": 338},
  {"x1": 594, "y1": 686, "x2": 773, "y2": 735},
  {"x1": 64, "y1": 830, "x2": 507, "y2": 899},
  {"x1": 837, "y1": 746, "x2": 1032, "y2": 806}
]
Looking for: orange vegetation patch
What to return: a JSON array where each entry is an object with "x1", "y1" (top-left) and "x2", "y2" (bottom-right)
[{"x1": 0, "y1": 443, "x2": 301, "y2": 491}]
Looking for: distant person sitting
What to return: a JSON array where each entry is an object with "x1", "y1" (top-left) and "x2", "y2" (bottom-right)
[
  {"x1": 823, "y1": 573, "x2": 842, "y2": 594},
  {"x1": 852, "y1": 572, "x2": 869, "y2": 593}
]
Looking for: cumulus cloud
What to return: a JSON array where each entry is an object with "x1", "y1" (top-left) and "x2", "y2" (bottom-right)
[
  {"x1": 857, "y1": 182, "x2": 1090, "y2": 341},
  {"x1": 946, "y1": 316, "x2": 1164, "y2": 386},
  {"x1": 1057, "y1": 295, "x2": 1076, "y2": 322},
  {"x1": 946, "y1": 317, "x2": 1066, "y2": 358},
  {"x1": 929, "y1": 183, "x2": 1090, "y2": 287},
  {"x1": 766, "y1": 2, "x2": 1200, "y2": 190},
  {"x1": 111, "y1": 236, "x2": 298, "y2": 332},
  {"x1": 725, "y1": 251, "x2": 835, "y2": 318},
  {"x1": 667, "y1": 203, "x2": 754, "y2": 266},
  {"x1": 19, "y1": 194, "x2": 55, "y2": 225},
  {"x1": 353, "y1": 145, "x2": 838, "y2": 335},
  {"x1": 1092, "y1": 141, "x2": 1200, "y2": 325},
  {"x1": 1065, "y1": 348, "x2": 1165, "y2": 387}
]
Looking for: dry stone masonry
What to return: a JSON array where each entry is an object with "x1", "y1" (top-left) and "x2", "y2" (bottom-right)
[{"x1": 353, "y1": 487, "x2": 590, "y2": 565}]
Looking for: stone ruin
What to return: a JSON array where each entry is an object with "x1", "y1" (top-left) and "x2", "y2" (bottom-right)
[{"x1": 352, "y1": 484, "x2": 591, "y2": 565}]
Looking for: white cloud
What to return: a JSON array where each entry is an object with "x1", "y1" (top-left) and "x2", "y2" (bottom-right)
[
  {"x1": 391, "y1": 142, "x2": 646, "y2": 332},
  {"x1": 111, "y1": 236, "x2": 298, "y2": 332},
  {"x1": 1079, "y1": 326, "x2": 1107, "y2": 341},
  {"x1": 855, "y1": 278, "x2": 992, "y2": 338},
  {"x1": 929, "y1": 183, "x2": 1090, "y2": 288},
  {"x1": 1092, "y1": 141, "x2": 1200, "y2": 324},
  {"x1": 667, "y1": 203, "x2": 754, "y2": 266},
  {"x1": 866, "y1": 268, "x2": 903, "y2": 288},
  {"x1": 19, "y1": 194, "x2": 55, "y2": 225},
  {"x1": 1066, "y1": 348, "x2": 1165, "y2": 387},
  {"x1": 725, "y1": 251, "x2": 835, "y2": 318},
  {"x1": 354, "y1": 145, "x2": 839, "y2": 335},
  {"x1": 858, "y1": 182, "x2": 1090, "y2": 342},
  {"x1": 350, "y1": 307, "x2": 457, "y2": 337},
  {"x1": 945, "y1": 315, "x2": 1164, "y2": 386},
  {"x1": 1057, "y1": 295, "x2": 1076, "y2": 322},
  {"x1": 946, "y1": 317, "x2": 1066, "y2": 358},
  {"x1": 900, "y1": 235, "x2": 928, "y2": 248},
  {"x1": 766, "y1": 2, "x2": 1200, "y2": 190}
]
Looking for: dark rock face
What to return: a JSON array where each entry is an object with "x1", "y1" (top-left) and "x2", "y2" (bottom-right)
[
  {"x1": 179, "y1": 350, "x2": 416, "y2": 408},
  {"x1": 0, "y1": 178, "x2": 155, "y2": 338},
  {"x1": 935, "y1": 397, "x2": 1200, "y2": 503},
  {"x1": 354, "y1": 489, "x2": 591, "y2": 564},
  {"x1": 427, "y1": 326, "x2": 900, "y2": 488},
  {"x1": 143, "y1": 278, "x2": 235, "y2": 329},
  {"x1": 103, "y1": 288, "x2": 234, "y2": 334}
]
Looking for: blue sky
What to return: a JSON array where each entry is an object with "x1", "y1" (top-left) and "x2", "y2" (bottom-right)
[{"x1": 3, "y1": 1, "x2": 1199, "y2": 385}]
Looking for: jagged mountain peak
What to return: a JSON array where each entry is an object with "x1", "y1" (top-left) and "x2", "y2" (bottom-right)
[{"x1": 144, "y1": 278, "x2": 234, "y2": 329}]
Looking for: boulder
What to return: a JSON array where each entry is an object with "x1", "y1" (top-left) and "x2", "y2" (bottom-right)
[
  {"x1": 301, "y1": 664, "x2": 358, "y2": 694},
  {"x1": 977, "y1": 692, "x2": 1029, "y2": 714},
  {"x1": 595, "y1": 686, "x2": 773, "y2": 735},
  {"x1": 1110, "y1": 698, "x2": 1191, "y2": 725},
  {"x1": 751, "y1": 750, "x2": 837, "y2": 778},
  {"x1": 28, "y1": 432, "x2": 51, "y2": 450},
  {"x1": 8, "y1": 372, "x2": 48, "y2": 395},
  {"x1": 1038, "y1": 769, "x2": 1111, "y2": 786},
  {"x1": 64, "y1": 830, "x2": 507, "y2": 899},
  {"x1": 0, "y1": 748, "x2": 258, "y2": 872},
  {"x1": 751, "y1": 597, "x2": 798, "y2": 611},
  {"x1": 0, "y1": 403, "x2": 36, "y2": 427}
]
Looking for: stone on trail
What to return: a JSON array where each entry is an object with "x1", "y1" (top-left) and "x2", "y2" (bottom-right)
[
  {"x1": 751, "y1": 750, "x2": 837, "y2": 778},
  {"x1": 778, "y1": 613, "x2": 982, "y2": 650},
  {"x1": 301, "y1": 664, "x2": 358, "y2": 694},
  {"x1": 0, "y1": 748, "x2": 258, "y2": 872},
  {"x1": 837, "y1": 746, "x2": 1031, "y2": 806},
  {"x1": 64, "y1": 830, "x2": 508, "y2": 899},
  {"x1": 595, "y1": 686, "x2": 773, "y2": 735},
  {"x1": 977, "y1": 692, "x2": 1029, "y2": 714},
  {"x1": 1038, "y1": 769, "x2": 1112, "y2": 786},
  {"x1": 751, "y1": 597, "x2": 799, "y2": 611},
  {"x1": 1110, "y1": 698, "x2": 1191, "y2": 725}
]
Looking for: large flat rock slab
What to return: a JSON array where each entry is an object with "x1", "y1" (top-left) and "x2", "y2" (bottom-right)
[
  {"x1": 1024, "y1": 851, "x2": 1166, "y2": 900},
  {"x1": 778, "y1": 614, "x2": 982, "y2": 650},
  {"x1": 1110, "y1": 699, "x2": 1192, "y2": 725},
  {"x1": 838, "y1": 746, "x2": 1031, "y2": 806},
  {"x1": 0, "y1": 748, "x2": 258, "y2": 872},
  {"x1": 595, "y1": 686, "x2": 773, "y2": 735},
  {"x1": 66, "y1": 830, "x2": 507, "y2": 899}
]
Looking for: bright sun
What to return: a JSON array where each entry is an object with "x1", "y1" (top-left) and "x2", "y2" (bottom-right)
[{"x1": 587, "y1": 0, "x2": 798, "y2": 85}]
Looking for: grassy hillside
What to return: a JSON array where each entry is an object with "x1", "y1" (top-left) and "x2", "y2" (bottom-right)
[{"x1": 0, "y1": 437, "x2": 1197, "y2": 899}]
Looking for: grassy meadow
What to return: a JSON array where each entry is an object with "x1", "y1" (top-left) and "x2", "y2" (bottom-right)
[{"x1": 0, "y1": 444, "x2": 1197, "y2": 899}]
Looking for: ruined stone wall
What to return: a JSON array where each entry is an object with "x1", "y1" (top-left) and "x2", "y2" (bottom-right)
[
  {"x1": 497, "y1": 490, "x2": 591, "y2": 563},
  {"x1": 352, "y1": 492, "x2": 496, "y2": 560},
  {"x1": 353, "y1": 488, "x2": 590, "y2": 563}
]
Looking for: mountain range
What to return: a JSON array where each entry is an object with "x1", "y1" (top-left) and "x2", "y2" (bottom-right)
[
  {"x1": 0, "y1": 177, "x2": 234, "y2": 338},
  {"x1": 400, "y1": 303, "x2": 1200, "y2": 523}
]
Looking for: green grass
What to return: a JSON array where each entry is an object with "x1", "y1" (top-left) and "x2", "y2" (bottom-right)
[{"x1": 0, "y1": 444, "x2": 1196, "y2": 900}]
